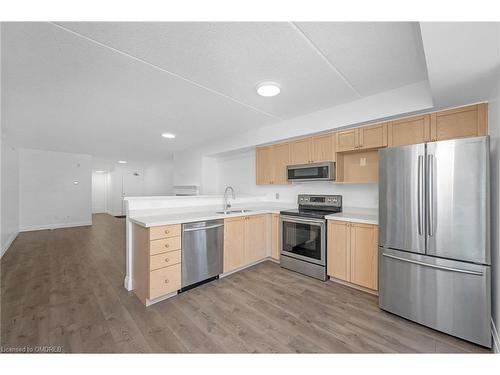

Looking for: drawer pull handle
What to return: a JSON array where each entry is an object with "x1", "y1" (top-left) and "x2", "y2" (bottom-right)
[
  {"x1": 165, "y1": 230, "x2": 170, "y2": 234},
  {"x1": 164, "y1": 279, "x2": 169, "y2": 284},
  {"x1": 165, "y1": 244, "x2": 169, "y2": 248},
  {"x1": 165, "y1": 258, "x2": 170, "y2": 262}
]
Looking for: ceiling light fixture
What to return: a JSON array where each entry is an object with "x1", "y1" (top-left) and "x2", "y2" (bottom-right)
[
  {"x1": 118, "y1": 160, "x2": 127, "y2": 164},
  {"x1": 95, "y1": 170, "x2": 106, "y2": 173},
  {"x1": 161, "y1": 133, "x2": 176, "y2": 139},
  {"x1": 256, "y1": 82, "x2": 281, "y2": 97}
]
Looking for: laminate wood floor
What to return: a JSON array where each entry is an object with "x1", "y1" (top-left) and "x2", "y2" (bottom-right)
[{"x1": 1, "y1": 214, "x2": 491, "y2": 353}]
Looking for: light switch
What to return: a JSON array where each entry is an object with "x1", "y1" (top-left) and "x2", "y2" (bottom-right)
[{"x1": 360, "y1": 157, "x2": 367, "y2": 167}]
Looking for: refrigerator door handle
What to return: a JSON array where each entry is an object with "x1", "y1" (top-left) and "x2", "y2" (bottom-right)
[
  {"x1": 417, "y1": 155, "x2": 424, "y2": 235},
  {"x1": 381, "y1": 253, "x2": 484, "y2": 276},
  {"x1": 427, "y1": 154, "x2": 434, "y2": 237}
]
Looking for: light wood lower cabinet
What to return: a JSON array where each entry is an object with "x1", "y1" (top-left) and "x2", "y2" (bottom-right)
[
  {"x1": 327, "y1": 220, "x2": 378, "y2": 292},
  {"x1": 133, "y1": 223, "x2": 182, "y2": 305},
  {"x1": 271, "y1": 214, "x2": 280, "y2": 261},
  {"x1": 224, "y1": 214, "x2": 268, "y2": 273}
]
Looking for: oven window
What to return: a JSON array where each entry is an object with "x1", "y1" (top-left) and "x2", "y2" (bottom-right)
[{"x1": 282, "y1": 221, "x2": 322, "y2": 260}]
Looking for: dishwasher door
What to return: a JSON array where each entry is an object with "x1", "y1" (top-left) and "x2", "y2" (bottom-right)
[{"x1": 182, "y1": 219, "x2": 224, "y2": 288}]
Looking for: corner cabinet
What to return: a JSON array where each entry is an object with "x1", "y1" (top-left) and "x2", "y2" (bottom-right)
[
  {"x1": 327, "y1": 220, "x2": 378, "y2": 293},
  {"x1": 224, "y1": 214, "x2": 268, "y2": 273},
  {"x1": 133, "y1": 223, "x2": 182, "y2": 305}
]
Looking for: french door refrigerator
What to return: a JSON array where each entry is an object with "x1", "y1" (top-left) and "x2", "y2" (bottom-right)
[{"x1": 379, "y1": 136, "x2": 491, "y2": 348}]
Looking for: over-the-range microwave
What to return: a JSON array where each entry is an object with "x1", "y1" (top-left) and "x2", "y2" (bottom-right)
[{"x1": 287, "y1": 162, "x2": 335, "y2": 182}]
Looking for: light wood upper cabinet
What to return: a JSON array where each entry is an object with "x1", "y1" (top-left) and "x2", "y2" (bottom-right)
[
  {"x1": 311, "y1": 133, "x2": 336, "y2": 163},
  {"x1": 271, "y1": 214, "x2": 280, "y2": 261},
  {"x1": 327, "y1": 220, "x2": 378, "y2": 292},
  {"x1": 358, "y1": 122, "x2": 387, "y2": 150},
  {"x1": 327, "y1": 220, "x2": 350, "y2": 281},
  {"x1": 245, "y1": 214, "x2": 267, "y2": 264},
  {"x1": 349, "y1": 223, "x2": 378, "y2": 291},
  {"x1": 388, "y1": 114, "x2": 431, "y2": 147},
  {"x1": 336, "y1": 123, "x2": 387, "y2": 152},
  {"x1": 290, "y1": 138, "x2": 312, "y2": 164},
  {"x1": 430, "y1": 103, "x2": 488, "y2": 141},
  {"x1": 272, "y1": 143, "x2": 290, "y2": 185},
  {"x1": 336, "y1": 129, "x2": 358, "y2": 152},
  {"x1": 223, "y1": 217, "x2": 246, "y2": 273},
  {"x1": 224, "y1": 214, "x2": 268, "y2": 273},
  {"x1": 256, "y1": 143, "x2": 290, "y2": 185}
]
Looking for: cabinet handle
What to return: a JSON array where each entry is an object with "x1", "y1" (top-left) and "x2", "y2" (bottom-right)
[
  {"x1": 164, "y1": 279, "x2": 169, "y2": 284},
  {"x1": 164, "y1": 258, "x2": 170, "y2": 262},
  {"x1": 165, "y1": 244, "x2": 169, "y2": 248},
  {"x1": 164, "y1": 230, "x2": 170, "y2": 234}
]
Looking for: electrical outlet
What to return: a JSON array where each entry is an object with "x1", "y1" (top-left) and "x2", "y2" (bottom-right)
[
  {"x1": 275, "y1": 193, "x2": 280, "y2": 200},
  {"x1": 360, "y1": 157, "x2": 367, "y2": 167}
]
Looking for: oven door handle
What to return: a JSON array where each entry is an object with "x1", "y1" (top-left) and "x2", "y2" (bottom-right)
[{"x1": 280, "y1": 215, "x2": 326, "y2": 226}]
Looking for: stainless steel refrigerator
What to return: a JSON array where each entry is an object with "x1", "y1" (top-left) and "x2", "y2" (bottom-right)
[{"x1": 378, "y1": 136, "x2": 491, "y2": 348}]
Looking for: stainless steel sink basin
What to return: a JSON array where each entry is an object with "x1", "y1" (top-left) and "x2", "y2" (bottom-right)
[{"x1": 216, "y1": 209, "x2": 253, "y2": 215}]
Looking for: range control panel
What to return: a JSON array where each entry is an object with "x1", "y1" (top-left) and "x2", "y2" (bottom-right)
[{"x1": 298, "y1": 194, "x2": 342, "y2": 208}]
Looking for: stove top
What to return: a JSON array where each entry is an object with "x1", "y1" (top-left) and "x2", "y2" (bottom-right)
[
  {"x1": 280, "y1": 194, "x2": 342, "y2": 220},
  {"x1": 279, "y1": 207, "x2": 341, "y2": 219}
]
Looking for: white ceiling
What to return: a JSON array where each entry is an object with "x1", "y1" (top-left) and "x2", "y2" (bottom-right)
[{"x1": 2, "y1": 22, "x2": 429, "y2": 160}]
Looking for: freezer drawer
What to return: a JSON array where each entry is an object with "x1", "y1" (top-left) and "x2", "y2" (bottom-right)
[{"x1": 379, "y1": 248, "x2": 491, "y2": 348}]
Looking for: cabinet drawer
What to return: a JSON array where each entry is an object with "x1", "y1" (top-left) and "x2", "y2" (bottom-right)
[
  {"x1": 150, "y1": 250, "x2": 181, "y2": 271},
  {"x1": 149, "y1": 224, "x2": 181, "y2": 240},
  {"x1": 150, "y1": 236, "x2": 181, "y2": 255},
  {"x1": 149, "y1": 263, "x2": 181, "y2": 300}
]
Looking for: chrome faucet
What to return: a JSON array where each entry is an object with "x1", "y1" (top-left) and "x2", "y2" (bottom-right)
[{"x1": 223, "y1": 186, "x2": 236, "y2": 212}]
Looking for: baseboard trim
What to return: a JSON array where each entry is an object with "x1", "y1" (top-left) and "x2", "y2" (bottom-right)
[
  {"x1": 19, "y1": 221, "x2": 92, "y2": 232},
  {"x1": 492, "y1": 318, "x2": 499, "y2": 353},
  {"x1": 1, "y1": 231, "x2": 19, "y2": 258},
  {"x1": 220, "y1": 257, "x2": 271, "y2": 278},
  {"x1": 329, "y1": 276, "x2": 379, "y2": 296}
]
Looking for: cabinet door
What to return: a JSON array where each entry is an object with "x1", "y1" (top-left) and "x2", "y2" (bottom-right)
[
  {"x1": 430, "y1": 103, "x2": 487, "y2": 141},
  {"x1": 336, "y1": 129, "x2": 357, "y2": 152},
  {"x1": 388, "y1": 115, "x2": 430, "y2": 147},
  {"x1": 358, "y1": 122, "x2": 387, "y2": 150},
  {"x1": 311, "y1": 133, "x2": 335, "y2": 163},
  {"x1": 327, "y1": 220, "x2": 351, "y2": 281},
  {"x1": 272, "y1": 143, "x2": 290, "y2": 185},
  {"x1": 290, "y1": 138, "x2": 312, "y2": 164},
  {"x1": 271, "y1": 214, "x2": 280, "y2": 261},
  {"x1": 245, "y1": 214, "x2": 267, "y2": 264},
  {"x1": 223, "y1": 217, "x2": 246, "y2": 273},
  {"x1": 256, "y1": 146, "x2": 273, "y2": 185},
  {"x1": 350, "y1": 223, "x2": 378, "y2": 290}
]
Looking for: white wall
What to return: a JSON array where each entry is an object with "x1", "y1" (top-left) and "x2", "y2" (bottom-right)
[
  {"x1": 489, "y1": 62, "x2": 500, "y2": 351},
  {"x1": 91, "y1": 171, "x2": 107, "y2": 213},
  {"x1": 215, "y1": 149, "x2": 378, "y2": 208},
  {"x1": 143, "y1": 160, "x2": 174, "y2": 196},
  {"x1": 19, "y1": 148, "x2": 92, "y2": 231},
  {"x1": 1, "y1": 141, "x2": 19, "y2": 256}
]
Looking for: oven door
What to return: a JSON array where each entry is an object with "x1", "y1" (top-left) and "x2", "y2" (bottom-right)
[{"x1": 280, "y1": 215, "x2": 326, "y2": 266}]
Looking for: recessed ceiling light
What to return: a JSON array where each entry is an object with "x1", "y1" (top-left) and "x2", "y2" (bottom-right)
[
  {"x1": 256, "y1": 82, "x2": 280, "y2": 97},
  {"x1": 73, "y1": 181, "x2": 79, "y2": 185},
  {"x1": 161, "y1": 133, "x2": 176, "y2": 139},
  {"x1": 118, "y1": 160, "x2": 127, "y2": 164}
]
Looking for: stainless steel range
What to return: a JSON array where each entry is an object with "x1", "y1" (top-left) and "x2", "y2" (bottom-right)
[{"x1": 280, "y1": 194, "x2": 342, "y2": 280}]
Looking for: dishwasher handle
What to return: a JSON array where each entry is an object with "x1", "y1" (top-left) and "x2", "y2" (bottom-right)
[{"x1": 183, "y1": 223, "x2": 224, "y2": 232}]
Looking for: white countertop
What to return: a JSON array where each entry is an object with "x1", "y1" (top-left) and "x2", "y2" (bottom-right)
[
  {"x1": 129, "y1": 202, "x2": 297, "y2": 227},
  {"x1": 325, "y1": 207, "x2": 378, "y2": 225}
]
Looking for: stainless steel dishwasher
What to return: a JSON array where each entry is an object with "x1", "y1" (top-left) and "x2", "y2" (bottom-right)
[{"x1": 181, "y1": 219, "x2": 224, "y2": 291}]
